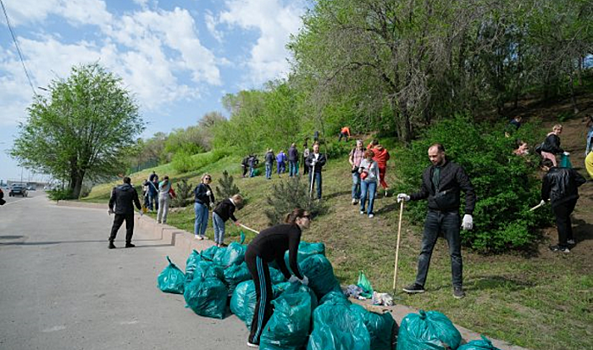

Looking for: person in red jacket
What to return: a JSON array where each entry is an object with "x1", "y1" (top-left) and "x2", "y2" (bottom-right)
[
  {"x1": 339, "y1": 126, "x2": 351, "y2": 142},
  {"x1": 367, "y1": 140, "x2": 390, "y2": 196}
]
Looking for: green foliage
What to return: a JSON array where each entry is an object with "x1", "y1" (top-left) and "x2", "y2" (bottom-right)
[
  {"x1": 215, "y1": 170, "x2": 240, "y2": 200},
  {"x1": 10, "y1": 63, "x2": 143, "y2": 198},
  {"x1": 171, "y1": 179, "x2": 194, "y2": 207},
  {"x1": 47, "y1": 188, "x2": 75, "y2": 201},
  {"x1": 264, "y1": 176, "x2": 327, "y2": 225},
  {"x1": 396, "y1": 115, "x2": 551, "y2": 252},
  {"x1": 171, "y1": 151, "x2": 194, "y2": 173}
]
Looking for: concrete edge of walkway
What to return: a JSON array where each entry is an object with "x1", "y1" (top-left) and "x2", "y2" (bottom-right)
[{"x1": 55, "y1": 199, "x2": 530, "y2": 350}]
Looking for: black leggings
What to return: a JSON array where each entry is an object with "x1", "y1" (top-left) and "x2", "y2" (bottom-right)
[{"x1": 245, "y1": 252, "x2": 273, "y2": 345}]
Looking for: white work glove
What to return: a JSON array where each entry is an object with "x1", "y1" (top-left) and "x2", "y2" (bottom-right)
[
  {"x1": 300, "y1": 275, "x2": 309, "y2": 286},
  {"x1": 209, "y1": 202, "x2": 215, "y2": 209},
  {"x1": 288, "y1": 275, "x2": 299, "y2": 283},
  {"x1": 539, "y1": 199, "x2": 546, "y2": 206},
  {"x1": 462, "y1": 214, "x2": 473, "y2": 230},
  {"x1": 563, "y1": 152, "x2": 570, "y2": 156},
  {"x1": 397, "y1": 193, "x2": 410, "y2": 203},
  {"x1": 206, "y1": 190, "x2": 212, "y2": 196}
]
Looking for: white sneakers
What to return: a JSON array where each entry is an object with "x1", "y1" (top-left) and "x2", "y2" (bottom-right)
[
  {"x1": 194, "y1": 235, "x2": 204, "y2": 240},
  {"x1": 246, "y1": 341, "x2": 259, "y2": 348},
  {"x1": 352, "y1": 199, "x2": 358, "y2": 205},
  {"x1": 369, "y1": 214, "x2": 374, "y2": 218}
]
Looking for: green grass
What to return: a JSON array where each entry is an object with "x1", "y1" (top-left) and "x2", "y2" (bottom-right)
[{"x1": 84, "y1": 150, "x2": 593, "y2": 350}]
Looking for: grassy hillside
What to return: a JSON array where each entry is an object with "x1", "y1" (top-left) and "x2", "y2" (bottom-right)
[{"x1": 84, "y1": 120, "x2": 592, "y2": 350}]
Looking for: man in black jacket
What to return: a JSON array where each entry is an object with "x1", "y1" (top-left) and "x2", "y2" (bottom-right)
[
  {"x1": 108, "y1": 177, "x2": 141, "y2": 249},
  {"x1": 305, "y1": 142, "x2": 327, "y2": 200},
  {"x1": 540, "y1": 159, "x2": 586, "y2": 252},
  {"x1": 397, "y1": 144, "x2": 476, "y2": 299}
]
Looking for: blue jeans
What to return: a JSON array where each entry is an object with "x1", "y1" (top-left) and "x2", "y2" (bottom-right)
[
  {"x1": 289, "y1": 161, "x2": 298, "y2": 177},
  {"x1": 194, "y1": 202, "x2": 209, "y2": 236},
  {"x1": 415, "y1": 210, "x2": 463, "y2": 288},
  {"x1": 249, "y1": 166, "x2": 255, "y2": 177},
  {"x1": 360, "y1": 180, "x2": 376, "y2": 215},
  {"x1": 309, "y1": 172, "x2": 322, "y2": 199},
  {"x1": 277, "y1": 162, "x2": 285, "y2": 174},
  {"x1": 212, "y1": 212, "x2": 226, "y2": 244},
  {"x1": 265, "y1": 163, "x2": 272, "y2": 179},
  {"x1": 148, "y1": 192, "x2": 158, "y2": 211},
  {"x1": 352, "y1": 172, "x2": 361, "y2": 200}
]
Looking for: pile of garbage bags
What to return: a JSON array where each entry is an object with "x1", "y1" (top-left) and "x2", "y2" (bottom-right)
[{"x1": 157, "y1": 239, "x2": 498, "y2": 350}]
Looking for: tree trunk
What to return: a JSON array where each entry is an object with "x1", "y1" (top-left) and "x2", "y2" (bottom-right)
[
  {"x1": 569, "y1": 73, "x2": 579, "y2": 114},
  {"x1": 71, "y1": 172, "x2": 85, "y2": 199}
]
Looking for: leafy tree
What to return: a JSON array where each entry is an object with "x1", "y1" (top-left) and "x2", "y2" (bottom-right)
[{"x1": 11, "y1": 63, "x2": 143, "y2": 198}]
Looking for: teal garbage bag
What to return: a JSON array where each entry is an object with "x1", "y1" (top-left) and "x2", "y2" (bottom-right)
[
  {"x1": 270, "y1": 267, "x2": 286, "y2": 284},
  {"x1": 230, "y1": 280, "x2": 257, "y2": 326},
  {"x1": 157, "y1": 256, "x2": 185, "y2": 294},
  {"x1": 221, "y1": 242, "x2": 246, "y2": 267},
  {"x1": 275, "y1": 282, "x2": 319, "y2": 315},
  {"x1": 261, "y1": 283, "x2": 314, "y2": 350},
  {"x1": 350, "y1": 304, "x2": 396, "y2": 350},
  {"x1": 201, "y1": 245, "x2": 224, "y2": 263},
  {"x1": 284, "y1": 241, "x2": 326, "y2": 274},
  {"x1": 560, "y1": 153, "x2": 573, "y2": 168},
  {"x1": 397, "y1": 310, "x2": 461, "y2": 350},
  {"x1": 185, "y1": 249, "x2": 203, "y2": 285},
  {"x1": 184, "y1": 276, "x2": 228, "y2": 319},
  {"x1": 194, "y1": 260, "x2": 224, "y2": 280},
  {"x1": 319, "y1": 290, "x2": 350, "y2": 306},
  {"x1": 300, "y1": 254, "x2": 342, "y2": 299},
  {"x1": 458, "y1": 335, "x2": 501, "y2": 350},
  {"x1": 224, "y1": 261, "x2": 251, "y2": 295},
  {"x1": 307, "y1": 302, "x2": 371, "y2": 350}
]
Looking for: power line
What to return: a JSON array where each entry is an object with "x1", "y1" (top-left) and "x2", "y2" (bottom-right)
[{"x1": 1, "y1": 0, "x2": 37, "y2": 95}]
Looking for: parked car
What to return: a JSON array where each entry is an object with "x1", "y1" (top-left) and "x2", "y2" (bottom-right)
[{"x1": 9, "y1": 185, "x2": 28, "y2": 197}]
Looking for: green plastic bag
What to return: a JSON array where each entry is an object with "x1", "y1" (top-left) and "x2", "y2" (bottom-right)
[
  {"x1": 458, "y1": 335, "x2": 501, "y2": 350},
  {"x1": 397, "y1": 310, "x2": 461, "y2": 350},
  {"x1": 350, "y1": 304, "x2": 396, "y2": 350},
  {"x1": 201, "y1": 245, "x2": 223, "y2": 262},
  {"x1": 230, "y1": 280, "x2": 257, "y2": 326},
  {"x1": 184, "y1": 249, "x2": 203, "y2": 285},
  {"x1": 299, "y1": 254, "x2": 342, "y2": 299},
  {"x1": 560, "y1": 153, "x2": 572, "y2": 168},
  {"x1": 319, "y1": 291, "x2": 350, "y2": 306},
  {"x1": 307, "y1": 303, "x2": 371, "y2": 350},
  {"x1": 220, "y1": 242, "x2": 247, "y2": 267},
  {"x1": 357, "y1": 271, "x2": 374, "y2": 298},
  {"x1": 194, "y1": 260, "x2": 224, "y2": 280},
  {"x1": 269, "y1": 267, "x2": 286, "y2": 284},
  {"x1": 260, "y1": 283, "x2": 313, "y2": 350},
  {"x1": 224, "y1": 261, "x2": 251, "y2": 295},
  {"x1": 284, "y1": 241, "x2": 326, "y2": 274},
  {"x1": 157, "y1": 256, "x2": 186, "y2": 294},
  {"x1": 183, "y1": 276, "x2": 228, "y2": 319}
]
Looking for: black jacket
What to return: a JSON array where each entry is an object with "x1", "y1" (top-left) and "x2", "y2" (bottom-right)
[
  {"x1": 410, "y1": 160, "x2": 476, "y2": 214},
  {"x1": 246, "y1": 224, "x2": 303, "y2": 280},
  {"x1": 265, "y1": 151, "x2": 275, "y2": 164},
  {"x1": 288, "y1": 146, "x2": 299, "y2": 162},
  {"x1": 542, "y1": 167, "x2": 586, "y2": 207},
  {"x1": 214, "y1": 198, "x2": 237, "y2": 222},
  {"x1": 109, "y1": 183, "x2": 141, "y2": 215},
  {"x1": 194, "y1": 183, "x2": 215, "y2": 206},
  {"x1": 541, "y1": 134, "x2": 563, "y2": 154},
  {"x1": 305, "y1": 153, "x2": 327, "y2": 173}
]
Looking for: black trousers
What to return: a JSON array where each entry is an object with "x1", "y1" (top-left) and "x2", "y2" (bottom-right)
[
  {"x1": 245, "y1": 251, "x2": 273, "y2": 345},
  {"x1": 552, "y1": 198, "x2": 577, "y2": 248},
  {"x1": 109, "y1": 213, "x2": 135, "y2": 243}
]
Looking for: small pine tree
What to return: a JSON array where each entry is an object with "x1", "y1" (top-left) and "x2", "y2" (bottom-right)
[
  {"x1": 264, "y1": 176, "x2": 326, "y2": 225},
  {"x1": 171, "y1": 179, "x2": 193, "y2": 207},
  {"x1": 215, "y1": 170, "x2": 240, "y2": 200}
]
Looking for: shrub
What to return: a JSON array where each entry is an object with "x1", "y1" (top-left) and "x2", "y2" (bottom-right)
[
  {"x1": 172, "y1": 151, "x2": 194, "y2": 173},
  {"x1": 264, "y1": 176, "x2": 327, "y2": 225},
  {"x1": 395, "y1": 114, "x2": 551, "y2": 252},
  {"x1": 47, "y1": 188, "x2": 75, "y2": 201},
  {"x1": 215, "y1": 170, "x2": 240, "y2": 201},
  {"x1": 171, "y1": 179, "x2": 194, "y2": 207}
]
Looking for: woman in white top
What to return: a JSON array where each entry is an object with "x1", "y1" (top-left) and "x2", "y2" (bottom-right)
[
  {"x1": 157, "y1": 175, "x2": 171, "y2": 224},
  {"x1": 359, "y1": 150, "x2": 380, "y2": 218}
]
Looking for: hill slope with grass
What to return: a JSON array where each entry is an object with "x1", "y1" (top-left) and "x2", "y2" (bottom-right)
[{"x1": 83, "y1": 98, "x2": 593, "y2": 350}]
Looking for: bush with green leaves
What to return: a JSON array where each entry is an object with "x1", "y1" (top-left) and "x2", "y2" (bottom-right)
[
  {"x1": 171, "y1": 151, "x2": 194, "y2": 173},
  {"x1": 396, "y1": 115, "x2": 551, "y2": 252},
  {"x1": 215, "y1": 170, "x2": 240, "y2": 201},
  {"x1": 264, "y1": 176, "x2": 327, "y2": 225},
  {"x1": 47, "y1": 188, "x2": 75, "y2": 201}
]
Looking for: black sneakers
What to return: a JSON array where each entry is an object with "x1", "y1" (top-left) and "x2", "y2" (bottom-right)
[
  {"x1": 549, "y1": 245, "x2": 569, "y2": 253},
  {"x1": 125, "y1": 243, "x2": 136, "y2": 248},
  {"x1": 403, "y1": 283, "x2": 425, "y2": 294},
  {"x1": 453, "y1": 286, "x2": 466, "y2": 299},
  {"x1": 108, "y1": 242, "x2": 116, "y2": 249}
]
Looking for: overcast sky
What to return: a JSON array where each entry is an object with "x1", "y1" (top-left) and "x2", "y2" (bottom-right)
[{"x1": 0, "y1": 0, "x2": 306, "y2": 182}]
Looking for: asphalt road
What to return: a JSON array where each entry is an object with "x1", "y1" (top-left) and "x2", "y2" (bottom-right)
[{"x1": 0, "y1": 191, "x2": 248, "y2": 350}]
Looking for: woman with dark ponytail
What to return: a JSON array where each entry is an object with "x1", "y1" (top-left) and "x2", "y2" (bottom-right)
[{"x1": 244, "y1": 208, "x2": 311, "y2": 347}]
